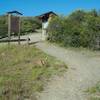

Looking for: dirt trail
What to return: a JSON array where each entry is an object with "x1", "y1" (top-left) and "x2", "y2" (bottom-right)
[
  {"x1": 23, "y1": 34, "x2": 100, "y2": 100},
  {"x1": 35, "y1": 42, "x2": 100, "y2": 100}
]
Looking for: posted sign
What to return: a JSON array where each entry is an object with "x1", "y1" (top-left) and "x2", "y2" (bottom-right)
[{"x1": 11, "y1": 16, "x2": 20, "y2": 33}]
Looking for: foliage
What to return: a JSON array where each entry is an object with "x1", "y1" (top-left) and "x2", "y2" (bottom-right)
[
  {"x1": 0, "y1": 16, "x2": 8, "y2": 38},
  {"x1": 21, "y1": 17, "x2": 42, "y2": 34},
  {"x1": 48, "y1": 9, "x2": 100, "y2": 49},
  {"x1": 86, "y1": 82, "x2": 100, "y2": 100},
  {"x1": 0, "y1": 16, "x2": 42, "y2": 38},
  {"x1": 0, "y1": 45, "x2": 67, "y2": 100}
]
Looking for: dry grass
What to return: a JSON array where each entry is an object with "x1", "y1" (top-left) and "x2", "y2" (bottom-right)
[{"x1": 0, "y1": 45, "x2": 67, "y2": 100}]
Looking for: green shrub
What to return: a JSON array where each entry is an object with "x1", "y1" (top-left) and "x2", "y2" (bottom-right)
[
  {"x1": 0, "y1": 16, "x2": 42, "y2": 37},
  {"x1": 0, "y1": 16, "x2": 8, "y2": 38},
  {"x1": 48, "y1": 9, "x2": 100, "y2": 49},
  {"x1": 21, "y1": 17, "x2": 42, "y2": 34}
]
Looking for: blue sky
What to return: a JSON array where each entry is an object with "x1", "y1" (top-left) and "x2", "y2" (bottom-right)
[{"x1": 0, "y1": 0, "x2": 100, "y2": 16}]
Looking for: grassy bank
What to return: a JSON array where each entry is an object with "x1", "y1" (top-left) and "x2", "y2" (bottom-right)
[{"x1": 0, "y1": 45, "x2": 67, "y2": 100}]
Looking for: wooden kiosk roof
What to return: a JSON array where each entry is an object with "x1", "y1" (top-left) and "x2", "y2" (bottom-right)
[
  {"x1": 7, "y1": 10, "x2": 23, "y2": 15},
  {"x1": 37, "y1": 11, "x2": 57, "y2": 21}
]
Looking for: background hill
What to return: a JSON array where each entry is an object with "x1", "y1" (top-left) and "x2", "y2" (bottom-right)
[{"x1": 0, "y1": 16, "x2": 42, "y2": 38}]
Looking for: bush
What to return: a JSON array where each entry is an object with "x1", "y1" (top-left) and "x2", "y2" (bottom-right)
[
  {"x1": 48, "y1": 10, "x2": 100, "y2": 49},
  {"x1": 0, "y1": 16, "x2": 42, "y2": 37},
  {"x1": 0, "y1": 16, "x2": 8, "y2": 38},
  {"x1": 21, "y1": 17, "x2": 42, "y2": 35}
]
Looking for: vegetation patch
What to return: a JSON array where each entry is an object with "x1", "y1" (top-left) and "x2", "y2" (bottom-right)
[
  {"x1": 86, "y1": 82, "x2": 100, "y2": 100},
  {"x1": 0, "y1": 16, "x2": 41, "y2": 38},
  {"x1": 48, "y1": 9, "x2": 100, "y2": 50},
  {"x1": 0, "y1": 45, "x2": 67, "y2": 100}
]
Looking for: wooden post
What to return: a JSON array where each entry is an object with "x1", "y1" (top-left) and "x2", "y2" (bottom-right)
[
  {"x1": 8, "y1": 14, "x2": 11, "y2": 45},
  {"x1": 27, "y1": 37, "x2": 30, "y2": 45},
  {"x1": 18, "y1": 17, "x2": 21, "y2": 45}
]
